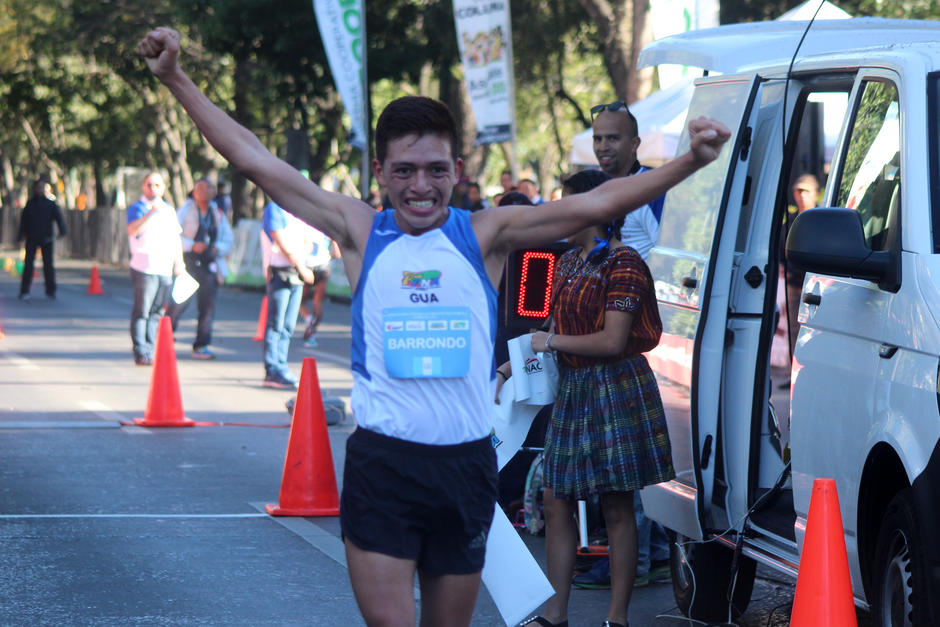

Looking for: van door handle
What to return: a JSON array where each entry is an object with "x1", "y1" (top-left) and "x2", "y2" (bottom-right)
[
  {"x1": 878, "y1": 344, "x2": 898, "y2": 359},
  {"x1": 682, "y1": 277, "x2": 698, "y2": 288},
  {"x1": 802, "y1": 292, "x2": 821, "y2": 306}
]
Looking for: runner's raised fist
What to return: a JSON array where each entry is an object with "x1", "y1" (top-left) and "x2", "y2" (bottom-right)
[
  {"x1": 688, "y1": 116, "x2": 731, "y2": 167},
  {"x1": 138, "y1": 27, "x2": 181, "y2": 80}
]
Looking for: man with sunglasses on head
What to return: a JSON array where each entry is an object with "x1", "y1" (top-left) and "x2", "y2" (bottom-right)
[{"x1": 591, "y1": 101, "x2": 665, "y2": 260}]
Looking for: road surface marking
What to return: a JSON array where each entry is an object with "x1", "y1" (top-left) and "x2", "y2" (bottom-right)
[
  {"x1": 79, "y1": 400, "x2": 127, "y2": 422},
  {"x1": 1, "y1": 351, "x2": 40, "y2": 371},
  {"x1": 249, "y1": 502, "x2": 421, "y2": 598},
  {"x1": 0, "y1": 421, "x2": 120, "y2": 429}
]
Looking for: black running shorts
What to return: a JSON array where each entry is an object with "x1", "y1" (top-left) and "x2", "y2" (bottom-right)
[{"x1": 340, "y1": 427, "x2": 498, "y2": 576}]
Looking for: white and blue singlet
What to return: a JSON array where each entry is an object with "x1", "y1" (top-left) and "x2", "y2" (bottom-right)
[{"x1": 350, "y1": 208, "x2": 498, "y2": 445}]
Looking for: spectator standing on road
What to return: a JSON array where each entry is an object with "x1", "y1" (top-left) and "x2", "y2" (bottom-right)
[
  {"x1": 451, "y1": 176, "x2": 470, "y2": 210},
  {"x1": 259, "y1": 200, "x2": 314, "y2": 389},
  {"x1": 139, "y1": 25, "x2": 729, "y2": 626},
  {"x1": 215, "y1": 180, "x2": 233, "y2": 222},
  {"x1": 466, "y1": 182, "x2": 489, "y2": 212},
  {"x1": 17, "y1": 178, "x2": 67, "y2": 300},
  {"x1": 500, "y1": 168, "x2": 515, "y2": 193},
  {"x1": 300, "y1": 225, "x2": 340, "y2": 348},
  {"x1": 126, "y1": 172, "x2": 184, "y2": 366},
  {"x1": 518, "y1": 178, "x2": 544, "y2": 204},
  {"x1": 501, "y1": 169, "x2": 675, "y2": 627},
  {"x1": 167, "y1": 178, "x2": 233, "y2": 359},
  {"x1": 580, "y1": 100, "x2": 671, "y2": 591}
]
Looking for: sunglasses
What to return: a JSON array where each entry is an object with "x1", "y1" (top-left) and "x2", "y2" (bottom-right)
[{"x1": 590, "y1": 100, "x2": 627, "y2": 121}]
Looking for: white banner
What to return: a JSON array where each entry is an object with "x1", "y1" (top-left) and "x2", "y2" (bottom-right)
[
  {"x1": 452, "y1": 0, "x2": 514, "y2": 144},
  {"x1": 313, "y1": 0, "x2": 368, "y2": 152}
]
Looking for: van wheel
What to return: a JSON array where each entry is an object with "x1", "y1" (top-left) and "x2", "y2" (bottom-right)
[
  {"x1": 670, "y1": 532, "x2": 756, "y2": 622},
  {"x1": 871, "y1": 489, "x2": 934, "y2": 627}
]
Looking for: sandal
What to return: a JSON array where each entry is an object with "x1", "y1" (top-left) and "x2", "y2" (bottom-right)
[
  {"x1": 518, "y1": 617, "x2": 568, "y2": 627},
  {"x1": 601, "y1": 622, "x2": 628, "y2": 627}
]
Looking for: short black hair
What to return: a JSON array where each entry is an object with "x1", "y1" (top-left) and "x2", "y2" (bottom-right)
[
  {"x1": 594, "y1": 105, "x2": 638, "y2": 139},
  {"x1": 563, "y1": 170, "x2": 624, "y2": 237},
  {"x1": 375, "y1": 96, "x2": 458, "y2": 164},
  {"x1": 498, "y1": 191, "x2": 533, "y2": 207},
  {"x1": 563, "y1": 169, "x2": 610, "y2": 195},
  {"x1": 32, "y1": 177, "x2": 50, "y2": 198}
]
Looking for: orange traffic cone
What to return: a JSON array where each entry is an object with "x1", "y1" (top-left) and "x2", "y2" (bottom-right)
[
  {"x1": 87, "y1": 265, "x2": 104, "y2": 295},
  {"x1": 790, "y1": 478, "x2": 857, "y2": 626},
  {"x1": 133, "y1": 316, "x2": 195, "y2": 427},
  {"x1": 252, "y1": 296, "x2": 268, "y2": 341},
  {"x1": 266, "y1": 357, "x2": 340, "y2": 516}
]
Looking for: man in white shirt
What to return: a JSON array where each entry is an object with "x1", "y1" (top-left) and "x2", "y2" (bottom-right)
[
  {"x1": 126, "y1": 172, "x2": 184, "y2": 365},
  {"x1": 592, "y1": 101, "x2": 665, "y2": 260}
]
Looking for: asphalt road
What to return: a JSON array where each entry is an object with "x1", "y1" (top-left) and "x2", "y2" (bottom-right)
[{"x1": 0, "y1": 255, "x2": 868, "y2": 626}]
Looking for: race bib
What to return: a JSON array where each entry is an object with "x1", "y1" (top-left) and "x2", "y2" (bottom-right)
[{"x1": 383, "y1": 307, "x2": 471, "y2": 378}]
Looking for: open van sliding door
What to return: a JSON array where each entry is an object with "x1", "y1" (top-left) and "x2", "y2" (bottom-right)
[{"x1": 643, "y1": 74, "x2": 764, "y2": 540}]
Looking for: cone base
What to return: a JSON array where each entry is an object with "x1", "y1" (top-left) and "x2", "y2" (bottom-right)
[
  {"x1": 133, "y1": 416, "x2": 196, "y2": 427},
  {"x1": 265, "y1": 503, "x2": 340, "y2": 517}
]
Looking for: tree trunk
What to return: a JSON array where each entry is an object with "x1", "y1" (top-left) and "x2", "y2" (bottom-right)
[
  {"x1": 93, "y1": 158, "x2": 107, "y2": 208},
  {"x1": 0, "y1": 149, "x2": 15, "y2": 211},
  {"x1": 232, "y1": 56, "x2": 253, "y2": 221},
  {"x1": 446, "y1": 65, "x2": 486, "y2": 181},
  {"x1": 578, "y1": 0, "x2": 654, "y2": 103}
]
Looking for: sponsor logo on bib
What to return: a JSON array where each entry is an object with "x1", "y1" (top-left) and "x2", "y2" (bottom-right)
[{"x1": 401, "y1": 270, "x2": 441, "y2": 290}]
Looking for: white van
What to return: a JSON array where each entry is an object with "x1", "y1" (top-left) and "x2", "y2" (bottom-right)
[{"x1": 630, "y1": 18, "x2": 940, "y2": 626}]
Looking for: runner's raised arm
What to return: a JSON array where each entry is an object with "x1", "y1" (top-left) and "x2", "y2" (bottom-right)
[{"x1": 137, "y1": 27, "x2": 373, "y2": 262}]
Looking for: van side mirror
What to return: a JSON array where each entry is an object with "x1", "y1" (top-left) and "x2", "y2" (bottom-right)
[{"x1": 785, "y1": 208, "x2": 900, "y2": 292}]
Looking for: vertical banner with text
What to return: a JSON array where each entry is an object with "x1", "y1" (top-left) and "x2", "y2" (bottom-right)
[
  {"x1": 313, "y1": 0, "x2": 368, "y2": 152},
  {"x1": 452, "y1": 0, "x2": 514, "y2": 144}
]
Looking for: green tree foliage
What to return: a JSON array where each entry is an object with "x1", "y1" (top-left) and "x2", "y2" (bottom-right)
[
  {"x1": 508, "y1": 0, "x2": 609, "y2": 192},
  {"x1": 840, "y1": 0, "x2": 937, "y2": 19},
  {"x1": 10, "y1": 0, "x2": 929, "y2": 221}
]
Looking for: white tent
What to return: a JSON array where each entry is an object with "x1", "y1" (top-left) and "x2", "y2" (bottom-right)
[
  {"x1": 569, "y1": 0, "x2": 851, "y2": 166},
  {"x1": 778, "y1": 0, "x2": 850, "y2": 20}
]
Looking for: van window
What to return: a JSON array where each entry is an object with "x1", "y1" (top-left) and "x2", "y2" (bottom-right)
[
  {"x1": 836, "y1": 80, "x2": 900, "y2": 251},
  {"x1": 653, "y1": 77, "x2": 755, "y2": 312}
]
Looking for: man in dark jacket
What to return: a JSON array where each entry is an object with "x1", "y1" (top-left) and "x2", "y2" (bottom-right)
[{"x1": 17, "y1": 178, "x2": 67, "y2": 300}]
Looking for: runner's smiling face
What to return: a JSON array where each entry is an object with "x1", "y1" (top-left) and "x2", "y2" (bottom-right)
[{"x1": 374, "y1": 133, "x2": 463, "y2": 235}]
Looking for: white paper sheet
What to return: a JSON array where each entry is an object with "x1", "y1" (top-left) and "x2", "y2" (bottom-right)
[
  {"x1": 482, "y1": 505, "x2": 555, "y2": 626},
  {"x1": 491, "y1": 377, "x2": 543, "y2": 471},
  {"x1": 171, "y1": 270, "x2": 199, "y2": 304}
]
